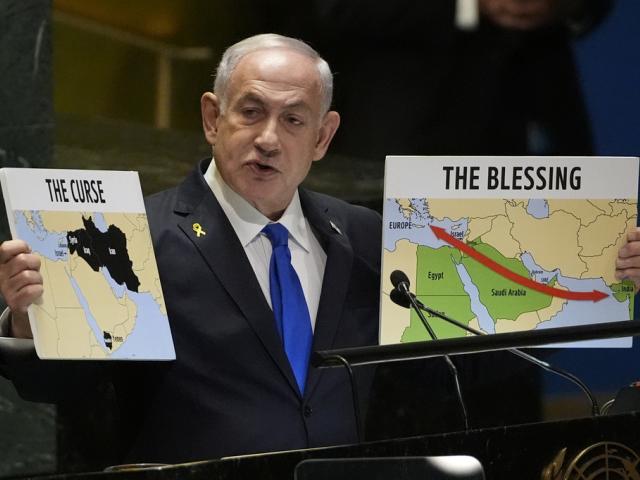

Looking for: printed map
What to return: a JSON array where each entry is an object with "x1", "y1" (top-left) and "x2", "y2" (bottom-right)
[
  {"x1": 381, "y1": 198, "x2": 637, "y2": 348},
  {"x1": 15, "y1": 210, "x2": 174, "y2": 359}
]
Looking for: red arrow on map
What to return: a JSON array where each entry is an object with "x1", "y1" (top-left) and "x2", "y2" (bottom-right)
[{"x1": 430, "y1": 225, "x2": 608, "y2": 302}]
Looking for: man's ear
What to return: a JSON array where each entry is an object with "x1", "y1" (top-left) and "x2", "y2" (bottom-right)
[
  {"x1": 201, "y1": 92, "x2": 221, "y2": 147},
  {"x1": 313, "y1": 111, "x2": 341, "y2": 162}
]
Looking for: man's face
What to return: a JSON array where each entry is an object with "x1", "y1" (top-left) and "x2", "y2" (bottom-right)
[{"x1": 201, "y1": 48, "x2": 340, "y2": 220}]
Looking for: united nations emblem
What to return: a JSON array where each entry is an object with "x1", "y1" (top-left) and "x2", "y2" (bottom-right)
[{"x1": 542, "y1": 442, "x2": 640, "y2": 480}]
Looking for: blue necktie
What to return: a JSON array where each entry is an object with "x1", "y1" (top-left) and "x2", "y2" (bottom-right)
[{"x1": 262, "y1": 223, "x2": 313, "y2": 395}]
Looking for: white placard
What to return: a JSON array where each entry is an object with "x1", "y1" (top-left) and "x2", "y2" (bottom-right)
[{"x1": 384, "y1": 156, "x2": 639, "y2": 199}]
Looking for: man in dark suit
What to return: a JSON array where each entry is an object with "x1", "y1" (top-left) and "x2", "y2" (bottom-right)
[
  {"x1": 3, "y1": 30, "x2": 640, "y2": 470},
  {"x1": 262, "y1": 0, "x2": 614, "y2": 437},
  {"x1": 0, "y1": 34, "x2": 381, "y2": 465}
]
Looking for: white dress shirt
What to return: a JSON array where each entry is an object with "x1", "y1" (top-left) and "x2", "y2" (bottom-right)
[{"x1": 204, "y1": 159, "x2": 327, "y2": 331}]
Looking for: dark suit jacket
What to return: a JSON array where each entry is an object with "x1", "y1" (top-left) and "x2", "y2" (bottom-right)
[{"x1": 1, "y1": 159, "x2": 382, "y2": 465}]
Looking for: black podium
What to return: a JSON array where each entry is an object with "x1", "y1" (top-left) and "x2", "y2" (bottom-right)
[
  {"x1": 18, "y1": 321, "x2": 640, "y2": 480},
  {"x1": 20, "y1": 411, "x2": 640, "y2": 480}
]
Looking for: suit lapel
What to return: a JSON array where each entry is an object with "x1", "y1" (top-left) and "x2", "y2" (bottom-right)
[
  {"x1": 173, "y1": 163, "x2": 300, "y2": 395},
  {"x1": 300, "y1": 190, "x2": 354, "y2": 397}
]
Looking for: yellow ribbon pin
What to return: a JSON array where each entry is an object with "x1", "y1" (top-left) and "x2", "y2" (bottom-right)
[{"x1": 192, "y1": 223, "x2": 206, "y2": 237}]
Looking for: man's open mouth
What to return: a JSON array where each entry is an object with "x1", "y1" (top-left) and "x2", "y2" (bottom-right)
[{"x1": 249, "y1": 161, "x2": 277, "y2": 174}]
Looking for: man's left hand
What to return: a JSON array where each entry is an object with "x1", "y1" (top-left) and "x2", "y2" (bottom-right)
[{"x1": 616, "y1": 228, "x2": 640, "y2": 292}]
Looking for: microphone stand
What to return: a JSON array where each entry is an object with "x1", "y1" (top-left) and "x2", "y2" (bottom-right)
[
  {"x1": 396, "y1": 283, "x2": 470, "y2": 430},
  {"x1": 405, "y1": 291, "x2": 600, "y2": 416}
]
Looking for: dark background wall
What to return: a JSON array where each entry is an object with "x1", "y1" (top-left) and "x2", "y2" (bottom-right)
[
  {"x1": 575, "y1": 0, "x2": 640, "y2": 157},
  {"x1": 0, "y1": 0, "x2": 639, "y2": 478},
  {"x1": 0, "y1": 1, "x2": 53, "y2": 170},
  {"x1": 542, "y1": 0, "x2": 640, "y2": 408},
  {"x1": 0, "y1": 1, "x2": 56, "y2": 478}
]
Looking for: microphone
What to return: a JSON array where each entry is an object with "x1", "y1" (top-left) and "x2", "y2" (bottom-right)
[
  {"x1": 389, "y1": 270, "x2": 600, "y2": 416},
  {"x1": 389, "y1": 270, "x2": 469, "y2": 430},
  {"x1": 391, "y1": 271, "x2": 475, "y2": 337},
  {"x1": 390, "y1": 270, "x2": 438, "y2": 340},
  {"x1": 389, "y1": 288, "x2": 411, "y2": 309},
  {"x1": 390, "y1": 284, "x2": 484, "y2": 337},
  {"x1": 390, "y1": 269, "x2": 411, "y2": 294}
]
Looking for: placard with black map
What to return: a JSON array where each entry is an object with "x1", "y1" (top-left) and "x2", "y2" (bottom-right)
[{"x1": 0, "y1": 168, "x2": 174, "y2": 360}]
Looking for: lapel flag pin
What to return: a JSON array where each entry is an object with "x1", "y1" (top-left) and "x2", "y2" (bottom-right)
[{"x1": 192, "y1": 223, "x2": 206, "y2": 237}]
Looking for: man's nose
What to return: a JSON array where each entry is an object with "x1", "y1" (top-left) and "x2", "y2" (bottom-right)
[{"x1": 254, "y1": 117, "x2": 281, "y2": 157}]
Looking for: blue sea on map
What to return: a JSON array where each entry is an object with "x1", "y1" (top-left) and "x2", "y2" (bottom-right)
[
  {"x1": 455, "y1": 263, "x2": 496, "y2": 334},
  {"x1": 521, "y1": 252, "x2": 559, "y2": 283},
  {"x1": 102, "y1": 267, "x2": 127, "y2": 298},
  {"x1": 91, "y1": 213, "x2": 109, "y2": 232},
  {"x1": 68, "y1": 275, "x2": 108, "y2": 351},
  {"x1": 109, "y1": 292, "x2": 174, "y2": 359},
  {"x1": 102, "y1": 268, "x2": 173, "y2": 359},
  {"x1": 14, "y1": 210, "x2": 174, "y2": 358},
  {"x1": 15, "y1": 211, "x2": 67, "y2": 261},
  {"x1": 526, "y1": 199, "x2": 549, "y2": 219},
  {"x1": 382, "y1": 200, "x2": 633, "y2": 348},
  {"x1": 535, "y1": 275, "x2": 630, "y2": 348},
  {"x1": 520, "y1": 251, "x2": 630, "y2": 346},
  {"x1": 68, "y1": 258, "x2": 173, "y2": 358},
  {"x1": 383, "y1": 198, "x2": 468, "y2": 251}
]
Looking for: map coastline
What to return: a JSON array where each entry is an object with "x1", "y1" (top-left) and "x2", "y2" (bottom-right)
[
  {"x1": 0, "y1": 167, "x2": 174, "y2": 360},
  {"x1": 381, "y1": 156, "x2": 638, "y2": 349}
]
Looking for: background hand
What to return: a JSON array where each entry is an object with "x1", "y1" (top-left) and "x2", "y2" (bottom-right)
[{"x1": 479, "y1": 0, "x2": 566, "y2": 30}]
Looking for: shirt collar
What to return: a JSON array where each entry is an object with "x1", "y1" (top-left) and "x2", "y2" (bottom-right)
[{"x1": 203, "y1": 158, "x2": 312, "y2": 251}]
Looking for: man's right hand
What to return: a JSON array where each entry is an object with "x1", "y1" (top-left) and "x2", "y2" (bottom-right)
[{"x1": 0, "y1": 240, "x2": 43, "y2": 339}]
